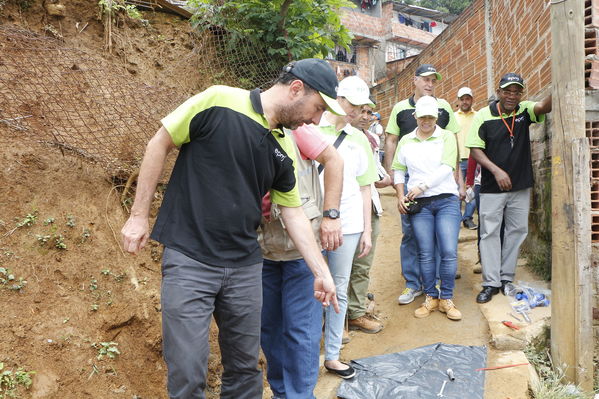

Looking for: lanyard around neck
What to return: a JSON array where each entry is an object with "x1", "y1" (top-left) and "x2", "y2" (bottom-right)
[{"x1": 497, "y1": 102, "x2": 516, "y2": 139}]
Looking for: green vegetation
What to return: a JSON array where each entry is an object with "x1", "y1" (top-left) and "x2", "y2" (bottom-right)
[
  {"x1": 0, "y1": 363, "x2": 35, "y2": 399},
  {"x1": 189, "y1": 0, "x2": 355, "y2": 86},
  {"x1": 0, "y1": 267, "x2": 26, "y2": 291},
  {"x1": 15, "y1": 212, "x2": 37, "y2": 228},
  {"x1": 92, "y1": 342, "x2": 120, "y2": 360},
  {"x1": 525, "y1": 327, "x2": 593, "y2": 398},
  {"x1": 98, "y1": 0, "x2": 142, "y2": 20}
]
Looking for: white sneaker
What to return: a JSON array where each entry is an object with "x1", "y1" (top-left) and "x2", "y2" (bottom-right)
[{"x1": 398, "y1": 287, "x2": 423, "y2": 305}]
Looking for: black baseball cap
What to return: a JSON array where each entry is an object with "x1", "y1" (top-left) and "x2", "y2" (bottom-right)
[
  {"x1": 499, "y1": 73, "x2": 525, "y2": 89},
  {"x1": 283, "y1": 59, "x2": 345, "y2": 115},
  {"x1": 415, "y1": 64, "x2": 442, "y2": 81}
]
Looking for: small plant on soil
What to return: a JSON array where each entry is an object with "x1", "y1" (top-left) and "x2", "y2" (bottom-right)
[
  {"x1": 54, "y1": 235, "x2": 67, "y2": 250},
  {"x1": 42, "y1": 217, "x2": 55, "y2": 226},
  {"x1": 36, "y1": 233, "x2": 67, "y2": 250},
  {"x1": 65, "y1": 215, "x2": 76, "y2": 228},
  {"x1": 35, "y1": 234, "x2": 51, "y2": 245},
  {"x1": 0, "y1": 362, "x2": 35, "y2": 399},
  {"x1": 15, "y1": 212, "x2": 37, "y2": 228},
  {"x1": 92, "y1": 342, "x2": 120, "y2": 360},
  {"x1": 81, "y1": 228, "x2": 91, "y2": 242},
  {"x1": 101, "y1": 269, "x2": 126, "y2": 282},
  {"x1": 0, "y1": 267, "x2": 27, "y2": 291}
]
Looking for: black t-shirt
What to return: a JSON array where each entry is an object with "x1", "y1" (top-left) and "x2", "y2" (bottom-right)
[
  {"x1": 465, "y1": 100, "x2": 545, "y2": 193},
  {"x1": 151, "y1": 86, "x2": 301, "y2": 267}
]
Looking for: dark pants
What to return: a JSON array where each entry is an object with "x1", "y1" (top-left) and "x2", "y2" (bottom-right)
[
  {"x1": 161, "y1": 248, "x2": 263, "y2": 399},
  {"x1": 261, "y1": 258, "x2": 322, "y2": 399}
]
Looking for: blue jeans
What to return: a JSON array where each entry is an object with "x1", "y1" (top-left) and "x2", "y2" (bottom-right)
[
  {"x1": 410, "y1": 196, "x2": 461, "y2": 299},
  {"x1": 401, "y1": 180, "x2": 440, "y2": 290},
  {"x1": 261, "y1": 258, "x2": 322, "y2": 399},
  {"x1": 460, "y1": 159, "x2": 476, "y2": 221},
  {"x1": 323, "y1": 233, "x2": 361, "y2": 361}
]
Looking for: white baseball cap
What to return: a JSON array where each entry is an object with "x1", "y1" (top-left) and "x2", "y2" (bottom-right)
[
  {"x1": 337, "y1": 76, "x2": 375, "y2": 107},
  {"x1": 457, "y1": 87, "x2": 473, "y2": 98},
  {"x1": 414, "y1": 96, "x2": 439, "y2": 118}
]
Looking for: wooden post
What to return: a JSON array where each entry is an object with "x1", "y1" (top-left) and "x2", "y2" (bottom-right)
[{"x1": 550, "y1": 0, "x2": 593, "y2": 390}]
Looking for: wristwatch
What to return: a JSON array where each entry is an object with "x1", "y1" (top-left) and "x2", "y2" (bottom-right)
[{"x1": 323, "y1": 209, "x2": 340, "y2": 219}]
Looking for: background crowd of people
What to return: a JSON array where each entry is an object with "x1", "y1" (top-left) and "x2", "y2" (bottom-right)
[{"x1": 121, "y1": 58, "x2": 551, "y2": 399}]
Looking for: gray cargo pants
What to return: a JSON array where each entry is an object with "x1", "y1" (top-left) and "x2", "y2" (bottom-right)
[
  {"x1": 161, "y1": 247, "x2": 263, "y2": 399},
  {"x1": 479, "y1": 188, "x2": 531, "y2": 287}
]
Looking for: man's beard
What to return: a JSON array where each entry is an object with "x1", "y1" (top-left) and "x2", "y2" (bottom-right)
[{"x1": 275, "y1": 97, "x2": 311, "y2": 130}]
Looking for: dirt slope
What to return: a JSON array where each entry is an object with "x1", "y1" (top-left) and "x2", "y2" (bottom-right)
[{"x1": 0, "y1": 1, "x2": 222, "y2": 398}]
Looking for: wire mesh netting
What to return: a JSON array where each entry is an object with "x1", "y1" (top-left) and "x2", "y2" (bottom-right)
[
  {"x1": 0, "y1": 24, "x2": 189, "y2": 176},
  {"x1": 0, "y1": 21, "x2": 282, "y2": 177}
]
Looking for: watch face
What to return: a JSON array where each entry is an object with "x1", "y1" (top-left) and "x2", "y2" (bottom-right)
[{"x1": 325, "y1": 209, "x2": 340, "y2": 218}]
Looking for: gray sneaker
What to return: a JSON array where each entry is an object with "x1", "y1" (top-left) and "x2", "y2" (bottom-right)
[
  {"x1": 463, "y1": 219, "x2": 477, "y2": 230},
  {"x1": 398, "y1": 287, "x2": 423, "y2": 305}
]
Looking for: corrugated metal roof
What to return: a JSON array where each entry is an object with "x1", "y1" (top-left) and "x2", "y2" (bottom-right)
[{"x1": 392, "y1": 2, "x2": 458, "y2": 23}]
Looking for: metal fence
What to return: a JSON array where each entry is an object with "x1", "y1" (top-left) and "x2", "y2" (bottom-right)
[
  {"x1": 0, "y1": 22, "x2": 280, "y2": 176},
  {"x1": 0, "y1": 24, "x2": 184, "y2": 176}
]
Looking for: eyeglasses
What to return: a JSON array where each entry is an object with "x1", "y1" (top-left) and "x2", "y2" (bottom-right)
[{"x1": 500, "y1": 89, "x2": 523, "y2": 97}]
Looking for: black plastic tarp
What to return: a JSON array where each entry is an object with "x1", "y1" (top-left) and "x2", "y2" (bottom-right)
[{"x1": 337, "y1": 343, "x2": 487, "y2": 399}]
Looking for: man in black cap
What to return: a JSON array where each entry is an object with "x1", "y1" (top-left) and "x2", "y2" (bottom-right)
[
  {"x1": 466, "y1": 73, "x2": 551, "y2": 303},
  {"x1": 383, "y1": 64, "x2": 461, "y2": 307},
  {"x1": 121, "y1": 58, "x2": 343, "y2": 399}
]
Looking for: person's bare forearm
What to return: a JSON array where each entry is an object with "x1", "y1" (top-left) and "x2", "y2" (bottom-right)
[
  {"x1": 360, "y1": 185, "x2": 372, "y2": 234},
  {"x1": 470, "y1": 148, "x2": 499, "y2": 175},
  {"x1": 534, "y1": 93, "x2": 552, "y2": 116},
  {"x1": 130, "y1": 126, "x2": 176, "y2": 218},
  {"x1": 280, "y1": 206, "x2": 331, "y2": 278},
  {"x1": 383, "y1": 134, "x2": 399, "y2": 174}
]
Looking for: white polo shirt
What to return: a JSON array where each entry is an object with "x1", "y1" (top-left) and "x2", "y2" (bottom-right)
[
  {"x1": 392, "y1": 126, "x2": 458, "y2": 198},
  {"x1": 316, "y1": 120, "x2": 377, "y2": 235}
]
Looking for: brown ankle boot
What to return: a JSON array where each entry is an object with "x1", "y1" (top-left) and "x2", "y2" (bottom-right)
[
  {"x1": 439, "y1": 299, "x2": 462, "y2": 320},
  {"x1": 414, "y1": 295, "x2": 439, "y2": 318}
]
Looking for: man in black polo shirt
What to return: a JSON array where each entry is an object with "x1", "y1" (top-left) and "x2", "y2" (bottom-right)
[
  {"x1": 121, "y1": 59, "x2": 343, "y2": 399},
  {"x1": 383, "y1": 64, "x2": 461, "y2": 306},
  {"x1": 466, "y1": 73, "x2": 551, "y2": 303}
]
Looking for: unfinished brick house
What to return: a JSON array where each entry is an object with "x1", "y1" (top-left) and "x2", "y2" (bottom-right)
[
  {"x1": 328, "y1": 1, "x2": 456, "y2": 85},
  {"x1": 368, "y1": 0, "x2": 596, "y2": 388}
]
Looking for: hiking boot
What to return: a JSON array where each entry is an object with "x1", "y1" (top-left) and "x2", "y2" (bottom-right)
[
  {"x1": 342, "y1": 328, "x2": 350, "y2": 344},
  {"x1": 439, "y1": 299, "x2": 462, "y2": 321},
  {"x1": 463, "y1": 219, "x2": 477, "y2": 230},
  {"x1": 348, "y1": 316, "x2": 383, "y2": 334},
  {"x1": 398, "y1": 287, "x2": 423, "y2": 305},
  {"x1": 414, "y1": 295, "x2": 439, "y2": 318}
]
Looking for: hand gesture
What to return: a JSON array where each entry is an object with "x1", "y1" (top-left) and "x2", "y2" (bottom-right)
[{"x1": 314, "y1": 275, "x2": 340, "y2": 313}]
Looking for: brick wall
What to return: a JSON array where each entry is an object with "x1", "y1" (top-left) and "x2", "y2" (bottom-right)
[
  {"x1": 371, "y1": 0, "x2": 550, "y2": 126},
  {"x1": 371, "y1": 0, "x2": 487, "y2": 128},
  {"x1": 372, "y1": 0, "x2": 599, "y2": 341}
]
